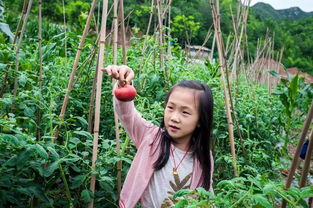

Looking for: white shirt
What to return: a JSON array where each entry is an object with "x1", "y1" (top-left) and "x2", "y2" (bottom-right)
[{"x1": 141, "y1": 146, "x2": 194, "y2": 208}]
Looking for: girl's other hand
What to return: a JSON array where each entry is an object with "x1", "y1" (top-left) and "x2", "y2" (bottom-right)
[{"x1": 102, "y1": 65, "x2": 134, "y2": 86}]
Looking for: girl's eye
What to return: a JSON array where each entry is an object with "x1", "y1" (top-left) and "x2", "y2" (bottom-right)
[
  {"x1": 183, "y1": 111, "x2": 190, "y2": 115},
  {"x1": 167, "y1": 106, "x2": 173, "y2": 110}
]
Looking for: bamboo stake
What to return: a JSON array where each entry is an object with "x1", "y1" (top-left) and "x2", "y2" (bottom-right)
[
  {"x1": 74, "y1": 45, "x2": 99, "y2": 87},
  {"x1": 88, "y1": 0, "x2": 109, "y2": 207},
  {"x1": 156, "y1": 0, "x2": 165, "y2": 77},
  {"x1": 119, "y1": 0, "x2": 127, "y2": 65},
  {"x1": 13, "y1": 0, "x2": 28, "y2": 45},
  {"x1": 112, "y1": 0, "x2": 122, "y2": 195},
  {"x1": 137, "y1": 0, "x2": 155, "y2": 90},
  {"x1": 281, "y1": 101, "x2": 313, "y2": 207},
  {"x1": 153, "y1": 0, "x2": 157, "y2": 72},
  {"x1": 36, "y1": 0, "x2": 43, "y2": 140},
  {"x1": 62, "y1": 0, "x2": 67, "y2": 60},
  {"x1": 116, "y1": 0, "x2": 127, "y2": 196},
  {"x1": 230, "y1": 1, "x2": 250, "y2": 82},
  {"x1": 53, "y1": 0, "x2": 98, "y2": 140},
  {"x1": 194, "y1": 25, "x2": 213, "y2": 59},
  {"x1": 299, "y1": 129, "x2": 313, "y2": 187},
  {"x1": 230, "y1": 1, "x2": 250, "y2": 155},
  {"x1": 210, "y1": 31, "x2": 216, "y2": 63},
  {"x1": 87, "y1": 54, "x2": 99, "y2": 134},
  {"x1": 11, "y1": 0, "x2": 33, "y2": 112},
  {"x1": 167, "y1": 0, "x2": 172, "y2": 56},
  {"x1": 113, "y1": 0, "x2": 118, "y2": 64},
  {"x1": 210, "y1": 0, "x2": 238, "y2": 176}
]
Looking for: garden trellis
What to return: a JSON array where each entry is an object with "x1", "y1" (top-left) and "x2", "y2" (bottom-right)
[{"x1": 1, "y1": 0, "x2": 313, "y2": 207}]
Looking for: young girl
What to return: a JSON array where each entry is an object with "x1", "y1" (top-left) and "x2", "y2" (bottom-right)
[{"x1": 102, "y1": 65, "x2": 214, "y2": 208}]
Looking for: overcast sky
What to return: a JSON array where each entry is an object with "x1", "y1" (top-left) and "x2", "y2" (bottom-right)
[{"x1": 249, "y1": 0, "x2": 313, "y2": 12}]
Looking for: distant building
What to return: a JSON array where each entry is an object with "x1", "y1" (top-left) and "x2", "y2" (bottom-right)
[{"x1": 185, "y1": 45, "x2": 212, "y2": 60}]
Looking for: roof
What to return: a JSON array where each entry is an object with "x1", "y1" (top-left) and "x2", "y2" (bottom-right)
[{"x1": 185, "y1": 45, "x2": 211, "y2": 51}]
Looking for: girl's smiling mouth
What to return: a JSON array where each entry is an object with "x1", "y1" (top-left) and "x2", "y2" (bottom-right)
[{"x1": 169, "y1": 125, "x2": 180, "y2": 131}]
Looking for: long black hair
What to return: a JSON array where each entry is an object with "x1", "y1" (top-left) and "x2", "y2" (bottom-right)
[{"x1": 153, "y1": 80, "x2": 214, "y2": 191}]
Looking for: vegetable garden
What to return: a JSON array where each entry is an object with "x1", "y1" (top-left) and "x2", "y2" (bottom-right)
[{"x1": 0, "y1": 0, "x2": 313, "y2": 207}]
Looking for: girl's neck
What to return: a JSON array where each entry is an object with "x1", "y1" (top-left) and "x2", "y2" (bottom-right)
[{"x1": 172, "y1": 140, "x2": 191, "y2": 152}]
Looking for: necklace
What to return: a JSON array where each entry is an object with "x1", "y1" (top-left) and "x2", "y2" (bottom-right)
[{"x1": 170, "y1": 144, "x2": 190, "y2": 176}]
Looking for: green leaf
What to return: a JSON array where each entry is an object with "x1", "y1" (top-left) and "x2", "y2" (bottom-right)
[
  {"x1": 0, "y1": 133, "x2": 22, "y2": 146},
  {"x1": 74, "y1": 116, "x2": 88, "y2": 127},
  {"x1": 0, "y1": 23, "x2": 14, "y2": 42},
  {"x1": 18, "y1": 72, "x2": 28, "y2": 88},
  {"x1": 300, "y1": 186, "x2": 313, "y2": 198},
  {"x1": 174, "y1": 199, "x2": 188, "y2": 208},
  {"x1": 43, "y1": 160, "x2": 59, "y2": 177},
  {"x1": 69, "y1": 137, "x2": 81, "y2": 145},
  {"x1": 73, "y1": 130, "x2": 93, "y2": 139},
  {"x1": 0, "y1": 63, "x2": 7, "y2": 72},
  {"x1": 173, "y1": 189, "x2": 194, "y2": 199},
  {"x1": 289, "y1": 74, "x2": 298, "y2": 93},
  {"x1": 196, "y1": 187, "x2": 211, "y2": 198},
  {"x1": 252, "y1": 194, "x2": 273, "y2": 208},
  {"x1": 71, "y1": 174, "x2": 86, "y2": 189},
  {"x1": 34, "y1": 144, "x2": 49, "y2": 159},
  {"x1": 47, "y1": 146, "x2": 60, "y2": 159},
  {"x1": 81, "y1": 189, "x2": 92, "y2": 203},
  {"x1": 17, "y1": 185, "x2": 51, "y2": 203},
  {"x1": 24, "y1": 106, "x2": 35, "y2": 117},
  {"x1": 15, "y1": 147, "x2": 34, "y2": 169},
  {"x1": 267, "y1": 70, "x2": 281, "y2": 78},
  {"x1": 263, "y1": 184, "x2": 275, "y2": 195}
]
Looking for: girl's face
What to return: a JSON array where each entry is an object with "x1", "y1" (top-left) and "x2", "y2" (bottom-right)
[{"x1": 164, "y1": 87, "x2": 200, "y2": 146}]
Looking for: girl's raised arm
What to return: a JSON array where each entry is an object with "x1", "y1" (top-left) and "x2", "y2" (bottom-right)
[{"x1": 102, "y1": 65, "x2": 159, "y2": 148}]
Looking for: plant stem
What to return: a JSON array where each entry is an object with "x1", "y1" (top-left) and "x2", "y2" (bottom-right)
[{"x1": 58, "y1": 163, "x2": 73, "y2": 208}]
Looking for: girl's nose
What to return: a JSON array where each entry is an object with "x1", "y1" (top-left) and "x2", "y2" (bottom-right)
[{"x1": 170, "y1": 112, "x2": 180, "y2": 123}]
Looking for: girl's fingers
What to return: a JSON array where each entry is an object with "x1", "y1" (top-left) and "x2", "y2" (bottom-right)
[
  {"x1": 111, "y1": 65, "x2": 120, "y2": 79},
  {"x1": 119, "y1": 65, "x2": 133, "y2": 83},
  {"x1": 125, "y1": 69, "x2": 134, "y2": 84},
  {"x1": 103, "y1": 65, "x2": 134, "y2": 83}
]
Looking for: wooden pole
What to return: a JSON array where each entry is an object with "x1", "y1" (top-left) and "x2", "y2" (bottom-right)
[
  {"x1": 119, "y1": 0, "x2": 127, "y2": 65},
  {"x1": 137, "y1": 0, "x2": 154, "y2": 91},
  {"x1": 13, "y1": 0, "x2": 28, "y2": 45},
  {"x1": 36, "y1": 0, "x2": 43, "y2": 140},
  {"x1": 156, "y1": 0, "x2": 165, "y2": 78},
  {"x1": 112, "y1": 0, "x2": 122, "y2": 195},
  {"x1": 210, "y1": 0, "x2": 238, "y2": 176},
  {"x1": 210, "y1": 31, "x2": 216, "y2": 63},
  {"x1": 53, "y1": 0, "x2": 98, "y2": 140},
  {"x1": 88, "y1": 53, "x2": 99, "y2": 134},
  {"x1": 62, "y1": 0, "x2": 67, "y2": 60},
  {"x1": 88, "y1": 0, "x2": 109, "y2": 207},
  {"x1": 299, "y1": 129, "x2": 313, "y2": 187},
  {"x1": 282, "y1": 101, "x2": 313, "y2": 207},
  {"x1": 116, "y1": 0, "x2": 127, "y2": 196},
  {"x1": 167, "y1": 0, "x2": 172, "y2": 56},
  {"x1": 11, "y1": 0, "x2": 33, "y2": 112}
]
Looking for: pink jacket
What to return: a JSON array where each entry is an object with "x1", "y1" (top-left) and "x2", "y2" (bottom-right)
[{"x1": 115, "y1": 99, "x2": 214, "y2": 208}]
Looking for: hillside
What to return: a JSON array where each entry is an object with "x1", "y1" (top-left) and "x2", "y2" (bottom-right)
[{"x1": 251, "y1": 2, "x2": 313, "y2": 21}]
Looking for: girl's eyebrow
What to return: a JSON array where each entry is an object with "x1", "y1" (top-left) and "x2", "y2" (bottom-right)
[
  {"x1": 181, "y1": 106, "x2": 193, "y2": 111},
  {"x1": 168, "y1": 101, "x2": 195, "y2": 111}
]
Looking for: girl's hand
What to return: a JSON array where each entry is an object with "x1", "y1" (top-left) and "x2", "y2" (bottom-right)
[{"x1": 102, "y1": 65, "x2": 134, "y2": 86}]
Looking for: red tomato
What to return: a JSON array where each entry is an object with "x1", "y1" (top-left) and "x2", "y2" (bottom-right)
[{"x1": 114, "y1": 84, "x2": 137, "y2": 101}]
